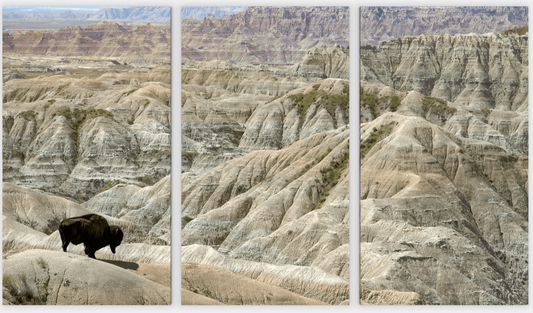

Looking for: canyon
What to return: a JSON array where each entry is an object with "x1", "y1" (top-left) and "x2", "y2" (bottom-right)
[
  {"x1": 180, "y1": 6, "x2": 350, "y2": 305},
  {"x1": 359, "y1": 27, "x2": 528, "y2": 304},
  {"x1": 2, "y1": 19, "x2": 171, "y2": 305}
]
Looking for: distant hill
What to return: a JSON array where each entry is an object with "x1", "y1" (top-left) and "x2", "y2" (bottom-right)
[
  {"x1": 79, "y1": 6, "x2": 170, "y2": 22},
  {"x1": 360, "y1": 6, "x2": 528, "y2": 46},
  {"x1": 3, "y1": 6, "x2": 170, "y2": 22},
  {"x1": 181, "y1": 6, "x2": 247, "y2": 20}
]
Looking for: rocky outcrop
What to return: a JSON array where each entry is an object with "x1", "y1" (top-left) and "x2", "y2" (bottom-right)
[
  {"x1": 360, "y1": 107, "x2": 528, "y2": 304},
  {"x1": 182, "y1": 245, "x2": 348, "y2": 304},
  {"x1": 360, "y1": 7, "x2": 528, "y2": 46},
  {"x1": 287, "y1": 44, "x2": 349, "y2": 79},
  {"x1": 182, "y1": 6, "x2": 349, "y2": 65},
  {"x1": 181, "y1": 126, "x2": 349, "y2": 304},
  {"x1": 2, "y1": 21, "x2": 170, "y2": 65},
  {"x1": 239, "y1": 78, "x2": 349, "y2": 150},
  {"x1": 2, "y1": 66, "x2": 170, "y2": 201},
  {"x1": 182, "y1": 263, "x2": 327, "y2": 305},
  {"x1": 3, "y1": 249, "x2": 170, "y2": 305},
  {"x1": 2, "y1": 180, "x2": 170, "y2": 248},
  {"x1": 82, "y1": 175, "x2": 171, "y2": 243},
  {"x1": 360, "y1": 32, "x2": 528, "y2": 110}
]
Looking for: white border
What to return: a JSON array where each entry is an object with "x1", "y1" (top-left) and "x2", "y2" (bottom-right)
[{"x1": 0, "y1": 0, "x2": 531, "y2": 311}]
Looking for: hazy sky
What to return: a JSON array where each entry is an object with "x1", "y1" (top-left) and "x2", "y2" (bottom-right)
[{"x1": 3, "y1": 6, "x2": 129, "y2": 12}]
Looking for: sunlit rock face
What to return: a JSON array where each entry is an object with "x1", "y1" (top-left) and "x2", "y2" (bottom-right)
[
  {"x1": 361, "y1": 32, "x2": 528, "y2": 111},
  {"x1": 181, "y1": 6, "x2": 349, "y2": 65}
]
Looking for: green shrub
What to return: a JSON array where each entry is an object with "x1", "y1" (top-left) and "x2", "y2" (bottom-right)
[
  {"x1": 360, "y1": 122, "x2": 395, "y2": 160},
  {"x1": 266, "y1": 93, "x2": 285, "y2": 103},
  {"x1": 500, "y1": 25, "x2": 528, "y2": 36},
  {"x1": 3, "y1": 273, "x2": 49, "y2": 305},
  {"x1": 297, "y1": 149, "x2": 332, "y2": 178},
  {"x1": 315, "y1": 146, "x2": 349, "y2": 210},
  {"x1": 17, "y1": 111, "x2": 36, "y2": 120},
  {"x1": 422, "y1": 96, "x2": 457, "y2": 118}
]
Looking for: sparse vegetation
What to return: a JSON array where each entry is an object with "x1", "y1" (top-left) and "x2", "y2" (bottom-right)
[
  {"x1": 360, "y1": 91, "x2": 402, "y2": 119},
  {"x1": 500, "y1": 25, "x2": 528, "y2": 36},
  {"x1": 140, "y1": 175, "x2": 155, "y2": 186},
  {"x1": 297, "y1": 148, "x2": 332, "y2": 179},
  {"x1": 57, "y1": 108, "x2": 115, "y2": 149},
  {"x1": 182, "y1": 150, "x2": 198, "y2": 160},
  {"x1": 96, "y1": 180, "x2": 126, "y2": 195},
  {"x1": 360, "y1": 122, "x2": 395, "y2": 160},
  {"x1": 315, "y1": 144, "x2": 349, "y2": 210},
  {"x1": 481, "y1": 108, "x2": 491, "y2": 118},
  {"x1": 266, "y1": 92, "x2": 285, "y2": 103},
  {"x1": 37, "y1": 258, "x2": 47, "y2": 269},
  {"x1": 3, "y1": 273, "x2": 49, "y2": 305},
  {"x1": 124, "y1": 88, "x2": 138, "y2": 96},
  {"x1": 360, "y1": 92, "x2": 379, "y2": 118},
  {"x1": 422, "y1": 96, "x2": 457, "y2": 119},
  {"x1": 288, "y1": 90, "x2": 323, "y2": 127},
  {"x1": 318, "y1": 93, "x2": 350, "y2": 120},
  {"x1": 17, "y1": 111, "x2": 36, "y2": 120},
  {"x1": 44, "y1": 99, "x2": 56, "y2": 109}
]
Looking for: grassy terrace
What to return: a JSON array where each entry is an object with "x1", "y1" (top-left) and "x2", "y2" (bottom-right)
[
  {"x1": 360, "y1": 122, "x2": 395, "y2": 160},
  {"x1": 422, "y1": 96, "x2": 457, "y2": 120},
  {"x1": 360, "y1": 91, "x2": 401, "y2": 119},
  {"x1": 316, "y1": 144, "x2": 349, "y2": 210},
  {"x1": 288, "y1": 87, "x2": 349, "y2": 128}
]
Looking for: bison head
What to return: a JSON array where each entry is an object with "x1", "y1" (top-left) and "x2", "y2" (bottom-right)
[{"x1": 109, "y1": 226, "x2": 124, "y2": 253}]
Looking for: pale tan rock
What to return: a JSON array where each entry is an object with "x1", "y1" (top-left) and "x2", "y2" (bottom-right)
[
  {"x1": 2, "y1": 67, "x2": 171, "y2": 200},
  {"x1": 360, "y1": 110, "x2": 528, "y2": 304},
  {"x1": 361, "y1": 32, "x2": 528, "y2": 110},
  {"x1": 2, "y1": 249, "x2": 170, "y2": 305},
  {"x1": 182, "y1": 263, "x2": 327, "y2": 305},
  {"x1": 182, "y1": 245, "x2": 348, "y2": 304}
]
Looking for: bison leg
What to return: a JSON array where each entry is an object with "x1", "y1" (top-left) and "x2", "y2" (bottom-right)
[
  {"x1": 84, "y1": 244, "x2": 96, "y2": 259},
  {"x1": 59, "y1": 229, "x2": 69, "y2": 252}
]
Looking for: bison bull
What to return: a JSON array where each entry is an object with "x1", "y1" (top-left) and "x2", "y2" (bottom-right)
[{"x1": 59, "y1": 214, "x2": 124, "y2": 259}]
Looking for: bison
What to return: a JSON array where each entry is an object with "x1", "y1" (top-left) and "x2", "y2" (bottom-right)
[{"x1": 59, "y1": 214, "x2": 124, "y2": 259}]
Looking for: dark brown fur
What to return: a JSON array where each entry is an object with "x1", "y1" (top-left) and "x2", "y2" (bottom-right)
[{"x1": 59, "y1": 214, "x2": 123, "y2": 259}]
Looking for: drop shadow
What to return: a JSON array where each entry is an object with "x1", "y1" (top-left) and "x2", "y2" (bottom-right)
[{"x1": 100, "y1": 259, "x2": 139, "y2": 271}]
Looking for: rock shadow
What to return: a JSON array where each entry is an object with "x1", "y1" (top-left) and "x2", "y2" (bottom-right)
[{"x1": 101, "y1": 259, "x2": 139, "y2": 271}]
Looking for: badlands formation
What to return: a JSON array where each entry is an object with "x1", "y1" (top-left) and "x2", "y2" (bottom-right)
[
  {"x1": 360, "y1": 7, "x2": 528, "y2": 46},
  {"x1": 2, "y1": 21, "x2": 171, "y2": 304},
  {"x1": 360, "y1": 28, "x2": 528, "y2": 304},
  {"x1": 182, "y1": 6, "x2": 349, "y2": 65},
  {"x1": 182, "y1": 6, "x2": 350, "y2": 305}
]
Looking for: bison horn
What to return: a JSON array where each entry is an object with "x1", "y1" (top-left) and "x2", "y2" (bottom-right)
[{"x1": 114, "y1": 228, "x2": 119, "y2": 234}]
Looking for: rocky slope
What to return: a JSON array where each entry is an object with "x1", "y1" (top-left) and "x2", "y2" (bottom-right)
[
  {"x1": 182, "y1": 125, "x2": 349, "y2": 304},
  {"x1": 3, "y1": 250, "x2": 170, "y2": 305},
  {"x1": 359, "y1": 76, "x2": 528, "y2": 303},
  {"x1": 3, "y1": 63, "x2": 171, "y2": 201},
  {"x1": 287, "y1": 44, "x2": 349, "y2": 79},
  {"x1": 360, "y1": 7, "x2": 528, "y2": 46},
  {"x1": 2, "y1": 21, "x2": 170, "y2": 65},
  {"x1": 360, "y1": 31, "x2": 528, "y2": 111},
  {"x1": 3, "y1": 178, "x2": 171, "y2": 304},
  {"x1": 182, "y1": 263, "x2": 327, "y2": 305},
  {"x1": 181, "y1": 6, "x2": 349, "y2": 65},
  {"x1": 181, "y1": 48, "x2": 349, "y2": 174}
]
